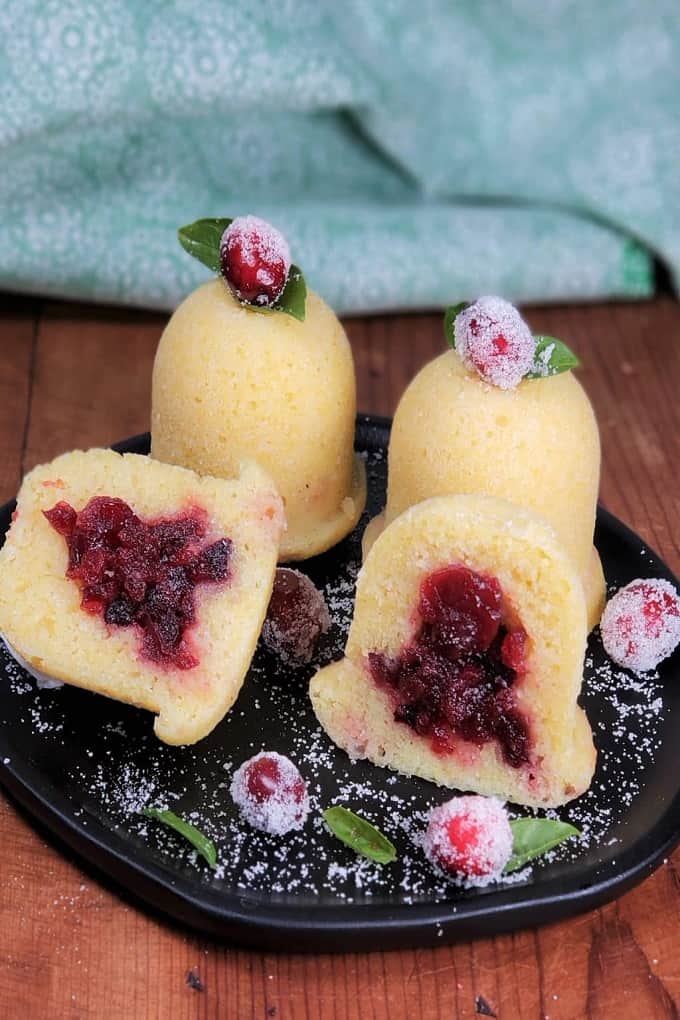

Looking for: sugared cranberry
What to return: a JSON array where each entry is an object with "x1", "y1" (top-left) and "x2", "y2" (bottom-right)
[
  {"x1": 43, "y1": 497, "x2": 233, "y2": 671},
  {"x1": 368, "y1": 564, "x2": 531, "y2": 767},
  {"x1": 600, "y1": 578, "x2": 680, "y2": 672},
  {"x1": 230, "y1": 751, "x2": 310, "y2": 835},
  {"x1": 423, "y1": 795, "x2": 513, "y2": 886},
  {"x1": 261, "y1": 568, "x2": 331, "y2": 665},
  {"x1": 219, "y1": 215, "x2": 291, "y2": 307},
  {"x1": 455, "y1": 296, "x2": 535, "y2": 389}
]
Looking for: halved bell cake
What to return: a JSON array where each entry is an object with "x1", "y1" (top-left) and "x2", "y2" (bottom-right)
[
  {"x1": 310, "y1": 494, "x2": 596, "y2": 808},
  {"x1": 0, "y1": 449, "x2": 284, "y2": 745}
]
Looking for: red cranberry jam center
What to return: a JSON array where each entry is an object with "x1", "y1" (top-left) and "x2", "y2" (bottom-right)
[
  {"x1": 368, "y1": 564, "x2": 530, "y2": 767},
  {"x1": 44, "y1": 496, "x2": 232, "y2": 670}
]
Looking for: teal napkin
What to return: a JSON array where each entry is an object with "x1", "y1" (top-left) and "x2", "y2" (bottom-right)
[{"x1": 1, "y1": 0, "x2": 673, "y2": 313}]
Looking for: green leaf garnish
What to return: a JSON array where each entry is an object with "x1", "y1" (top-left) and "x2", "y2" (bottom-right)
[
  {"x1": 443, "y1": 302, "x2": 467, "y2": 348},
  {"x1": 504, "y1": 817, "x2": 580, "y2": 873},
  {"x1": 177, "y1": 217, "x2": 231, "y2": 274},
  {"x1": 142, "y1": 807, "x2": 217, "y2": 870},
  {"x1": 323, "y1": 806, "x2": 397, "y2": 865},
  {"x1": 525, "y1": 335, "x2": 580, "y2": 379},
  {"x1": 177, "y1": 217, "x2": 307, "y2": 321},
  {"x1": 274, "y1": 264, "x2": 306, "y2": 321}
]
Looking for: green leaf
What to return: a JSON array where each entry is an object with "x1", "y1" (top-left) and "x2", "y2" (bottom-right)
[
  {"x1": 526, "y1": 335, "x2": 580, "y2": 379},
  {"x1": 443, "y1": 302, "x2": 468, "y2": 349},
  {"x1": 177, "y1": 217, "x2": 232, "y2": 273},
  {"x1": 504, "y1": 817, "x2": 580, "y2": 873},
  {"x1": 323, "y1": 806, "x2": 397, "y2": 865},
  {"x1": 142, "y1": 807, "x2": 217, "y2": 870},
  {"x1": 273, "y1": 264, "x2": 307, "y2": 321}
]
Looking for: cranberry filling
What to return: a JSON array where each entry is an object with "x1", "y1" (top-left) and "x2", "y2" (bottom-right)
[
  {"x1": 44, "y1": 496, "x2": 232, "y2": 670},
  {"x1": 368, "y1": 565, "x2": 530, "y2": 767}
]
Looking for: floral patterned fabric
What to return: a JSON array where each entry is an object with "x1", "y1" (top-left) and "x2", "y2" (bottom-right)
[{"x1": 1, "y1": 0, "x2": 675, "y2": 313}]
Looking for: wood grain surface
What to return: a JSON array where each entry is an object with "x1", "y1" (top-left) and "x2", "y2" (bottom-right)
[{"x1": 0, "y1": 292, "x2": 679, "y2": 1020}]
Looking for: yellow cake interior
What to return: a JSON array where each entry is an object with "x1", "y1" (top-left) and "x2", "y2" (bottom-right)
[{"x1": 0, "y1": 449, "x2": 284, "y2": 745}]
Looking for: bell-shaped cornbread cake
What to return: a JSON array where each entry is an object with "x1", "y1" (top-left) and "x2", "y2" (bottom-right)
[
  {"x1": 151, "y1": 278, "x2": 366, "y2": 561},
  {"x1": 362, "y1": 349, "x2": 605, "y2": 630},
  {"x1": 0, "y1": 449, "x2": 284, "y2": 745},
  {"x1": 311, "y1": 494, "x2": 596, "y2": 808}
]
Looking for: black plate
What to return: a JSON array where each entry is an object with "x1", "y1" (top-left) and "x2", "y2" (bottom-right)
[{"x1": 1, "y1": 416, "x2": 679, "y2": 952}]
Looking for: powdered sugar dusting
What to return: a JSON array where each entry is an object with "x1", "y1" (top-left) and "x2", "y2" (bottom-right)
[
  {"x1": 455, "y1": 296, "x2": 535, "y2": 389},
  {"x1": 533, "y1": 340, "x2": 557, "y2": 377},
  {"x1": 600, "y1": 578, "x2": 680, "y2": 672},
  {"x1": 0, "y1": 447, "x2": 676, "y2": 920},
  {"x1": 526, "y1": 640, "x2": 668, "y2": 866}
]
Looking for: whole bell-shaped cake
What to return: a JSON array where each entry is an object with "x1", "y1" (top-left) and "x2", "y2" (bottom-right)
[
  {"x1": 363, "y1": 297, "x2": 605, "y2": 629},
  {"x1": 152, "y1": 216, "x2": 366, "y2": 562}
]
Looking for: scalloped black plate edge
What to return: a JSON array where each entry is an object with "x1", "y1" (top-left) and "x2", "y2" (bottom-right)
[{"x1": 1, "y1": 416, "x2": 679, "y2": 952}]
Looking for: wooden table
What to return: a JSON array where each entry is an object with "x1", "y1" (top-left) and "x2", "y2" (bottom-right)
[{"x1": 1, "y1": 292, "x2": 678, "y2": 1019}]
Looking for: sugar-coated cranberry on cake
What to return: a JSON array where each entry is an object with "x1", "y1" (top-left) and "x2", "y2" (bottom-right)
[
  {"x1": 219, "y1": 215, "x2": 291, "y2": 307},
  {"x1": 455, "y1": 296, "x2": 535, "y2": 390},
  {"x1": 311, "y1": 494, "x2": 596, "y2": 808},
  {"x1": 0, "y1": 449, "x2": 284, "y2": 745}
]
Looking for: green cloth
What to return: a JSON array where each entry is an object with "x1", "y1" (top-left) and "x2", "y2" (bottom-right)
[{"x1": 1, "y1": 0, "x2": 675, "y2": 314}]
